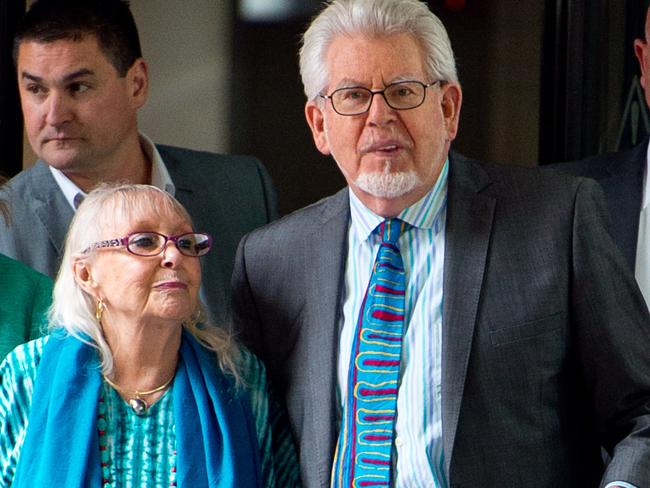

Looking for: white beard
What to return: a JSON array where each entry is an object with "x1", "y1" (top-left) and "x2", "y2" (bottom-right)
[{"x1": 354, "y1": 161, "x2": 422, "y2": 199}]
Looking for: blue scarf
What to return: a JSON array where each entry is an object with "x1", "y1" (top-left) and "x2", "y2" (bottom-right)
[{"x1": 13, "y1": 330, "x2": 263, "y2": 487}]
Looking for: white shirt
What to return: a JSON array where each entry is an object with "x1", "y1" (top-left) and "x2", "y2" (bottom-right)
[
  {"x1": 337, "y1": 161, "x2": 448, "y2": 487},
  {"x1": 49, "y1": 133, "x2": 175, "y2": 210}
]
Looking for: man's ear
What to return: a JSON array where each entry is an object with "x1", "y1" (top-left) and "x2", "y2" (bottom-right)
[
  {"x1": 73, "y1": 258, "x2": 99, "y2": 297},
  {"x1": 440, "y1": 83, "x2": 462, "y2": 142},
  {"x1": 305, "y1": 100, "x2": 331, "y2": 155},
  {"x1": 127, "y1": 57, "x2": 149, "y2": 109},
  {"x1": 635, "y1": 39, "x2": 649, "y2": 93}
]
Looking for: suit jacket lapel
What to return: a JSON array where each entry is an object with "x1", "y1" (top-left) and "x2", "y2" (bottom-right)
[
  {"x1": 603, "y1": 140, "x2": 646, "y2": 268},
  {"x1": 30, "y1": 161, "x2": 75, "y2": 260},
  {"x1": 441, "y1": 156, "x2": 495, "y2": 475},
  {"x1": 302, "y1": 189, "x2": 350, "y2": 487}
]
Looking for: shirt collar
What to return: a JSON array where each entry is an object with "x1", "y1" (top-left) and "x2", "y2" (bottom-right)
[
  {"x1": 49, "y1": 132, "x2": 175, "y2": 211},
  {"x1": 349, "y1": 159, "x2": 449, "y2": 243}
]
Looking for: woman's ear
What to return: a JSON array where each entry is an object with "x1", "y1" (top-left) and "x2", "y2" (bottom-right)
[{"x1": 73, "y1": 258, "x2": 98, "y2": 296}]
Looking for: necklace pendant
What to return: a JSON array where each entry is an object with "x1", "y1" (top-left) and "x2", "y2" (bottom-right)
[{"x1": 129, "y1": 397, "x2": 149, "y2": 415}]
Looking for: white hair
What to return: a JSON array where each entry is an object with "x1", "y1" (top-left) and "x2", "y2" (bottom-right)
[
  {"x1": 299, "y1": 0, "x2": 458, "y2": 101},
  {"x1": 49, "y1": 183, "x2": 241, "y2": 381}
]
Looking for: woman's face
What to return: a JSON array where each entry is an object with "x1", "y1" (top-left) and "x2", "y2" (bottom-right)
[{"x1": 82, "y1": 205, "x2": 202, "y2": 328}]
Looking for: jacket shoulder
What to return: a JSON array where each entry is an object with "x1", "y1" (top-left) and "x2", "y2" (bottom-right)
[
  {"x1": 156, "y1": 144, "x2": 262, "y2": 170},
  {"x1": 243, "y1": 189, "x2": 348, "y2": 242}
]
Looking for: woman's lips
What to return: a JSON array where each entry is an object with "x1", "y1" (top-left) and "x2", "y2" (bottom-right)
[{"x1": 154, "y1": 281, "x2": 187, "y2": 290}]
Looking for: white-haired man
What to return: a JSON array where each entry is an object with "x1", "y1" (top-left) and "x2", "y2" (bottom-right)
[{"x1": 233, "y1": 0, "x2": 650, "y2": 486}]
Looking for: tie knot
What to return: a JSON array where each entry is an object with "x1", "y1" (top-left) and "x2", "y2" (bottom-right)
[{"x1": 379, "y1": 218, "x2": 407, "y2": 244}]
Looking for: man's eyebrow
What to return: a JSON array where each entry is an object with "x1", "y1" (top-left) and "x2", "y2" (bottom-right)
[
  {"x1": 21, "y1": 68, "x2": 95, "y2": 84},
  {"x1": 331, "y1": 74, "x2": 422, "y2": 90}
]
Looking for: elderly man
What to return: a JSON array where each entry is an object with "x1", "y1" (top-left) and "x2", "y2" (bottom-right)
[
  {"x1": 232, "y1": 0, "x2": 650, "y2": 487},
  {"x1": 552, "y1": 5, "x2": 650, "y2": 306},
  {"x1": 0, "y1": 0, "x2": 276, "y2": 325}
]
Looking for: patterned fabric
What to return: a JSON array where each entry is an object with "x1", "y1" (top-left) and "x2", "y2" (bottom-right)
[
  {"x1": 333, "y1": 219, "x2": 408, "y2": 488},
  {"x1": 338, "y1": 161, "x2": 448, "y2": 486},
  {"x1": 0, "y1": 336, "x2": 301, "y2": 488}
]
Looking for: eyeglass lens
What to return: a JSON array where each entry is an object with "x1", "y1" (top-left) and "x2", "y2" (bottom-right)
[
  {"x1": 331, "y1": 81, "x2": 427, "y2": 115},
  {"x1": 127, "y1": 232, "x2": 211, "y2": 257}
]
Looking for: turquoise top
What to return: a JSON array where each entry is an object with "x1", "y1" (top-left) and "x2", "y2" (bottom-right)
[
  {"x1": 0, "y1": 253, "x2": 52, "y2": 359},
  {"x1": 0, "y1": 336, "x2": 301, "y2": 487}
]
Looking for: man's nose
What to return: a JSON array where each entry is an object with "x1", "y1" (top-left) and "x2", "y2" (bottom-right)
[
  {"x1": 44, "y1": 91, "x2": 74, "y2": 127},
  {"x1": 366, "y1": 92, "x2": 397, "y2": 126}
]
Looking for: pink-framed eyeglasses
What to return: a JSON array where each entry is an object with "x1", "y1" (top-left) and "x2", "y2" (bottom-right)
[{"x1": 82, "y1": 231, "x2": 212, "y2": 257}]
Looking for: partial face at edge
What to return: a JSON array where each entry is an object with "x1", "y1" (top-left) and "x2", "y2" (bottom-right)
[{"x1": 635, "y1": 8, "x2": 650, "y2": 110}]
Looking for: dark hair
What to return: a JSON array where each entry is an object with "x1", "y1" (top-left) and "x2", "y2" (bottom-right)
[{"x1": 14, "y1": 0, "x2": 142, "y2": 77}]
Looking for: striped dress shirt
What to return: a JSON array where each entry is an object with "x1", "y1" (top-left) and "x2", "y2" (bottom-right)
[{"x1": 337, "y1": 161, "x2": 448, "y2": 487}]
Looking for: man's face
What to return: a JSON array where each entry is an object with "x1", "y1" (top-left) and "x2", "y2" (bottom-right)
[
  {"x1": 305, "y1": 33, "x2": 461, "y2": 216},
  {"x1": 17, "y1": 36, "x2": 147, "y2": 176},
  {"x1": 635, "y1": 8, "x2": 650, "y2": 109}
]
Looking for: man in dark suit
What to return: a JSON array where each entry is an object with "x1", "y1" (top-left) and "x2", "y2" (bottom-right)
[
  {"x1": 232, "y1": 0, "x2": 650, "y2": 486},
  {"x1": 551, "y1": 5, "x2": 650, "y2": 305},
  {"x1": 0, "y1": 0, "x2": 276, "y2": 325}
]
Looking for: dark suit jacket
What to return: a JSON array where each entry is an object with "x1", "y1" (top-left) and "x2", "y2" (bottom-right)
[
  {"x1": 0, "y1": 145, "x2": 277, "y2": 326},
  {"x1": 548, "y1": 139, "x2": 647, "y2": 269},
  {"x1": 232, "y1": 153, "x2": 650, "y2": 487}
]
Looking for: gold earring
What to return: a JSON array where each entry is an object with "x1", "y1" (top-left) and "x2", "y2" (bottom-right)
[{"x1": 95, "y1": 298, "x2": 105, "y2": 322}]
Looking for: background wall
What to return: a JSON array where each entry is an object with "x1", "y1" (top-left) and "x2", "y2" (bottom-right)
[{"x1": 130, "y1": 0, "x2": 231, "y2": 153}]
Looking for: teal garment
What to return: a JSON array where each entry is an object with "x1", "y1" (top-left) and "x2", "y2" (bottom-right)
[
  {"x1": 0, "y1": 336, "x2": 301, "y2": 487},
  {"x1": 99, "y1": 382, "x2": 177, "y2": 487},
  {"x1": 0, "y1": 253, "x2": 52, "y2": 360}
]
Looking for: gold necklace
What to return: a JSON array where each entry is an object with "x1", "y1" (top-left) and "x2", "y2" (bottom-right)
[{"x1": 103, "y1": 373, "x2": 175, "y2": 415}]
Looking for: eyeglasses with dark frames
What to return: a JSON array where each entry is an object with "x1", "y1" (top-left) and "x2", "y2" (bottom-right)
[
  {"x1": 319, "y1": 80, "x2": 442, "y2": 116},
  {"x1": 82, "y1": 231, "x2": 212, "y2": 257}
]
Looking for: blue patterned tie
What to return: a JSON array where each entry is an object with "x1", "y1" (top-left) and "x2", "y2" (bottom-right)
[{"x1": 332, "y1": 218, "x2": 408, "y2": 488}]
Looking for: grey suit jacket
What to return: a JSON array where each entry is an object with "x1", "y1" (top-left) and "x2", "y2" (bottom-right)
[
  {"x1": 548, "y1": 139, "x2": 647, "y2": 269},
  {"x1": 0, "y1": 145, "x2": 277, "y2": 326},
  {"x1": 232, "y1": 153, "x2": 650, "y2": 487}
]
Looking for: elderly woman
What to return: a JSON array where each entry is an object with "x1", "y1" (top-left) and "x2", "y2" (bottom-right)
[
  {"x1": 0, "y1": 184, "x2": 298, "y2": 487},
  {"x1": 0, "y1": 184, "x2": 52, "y2": 358}
]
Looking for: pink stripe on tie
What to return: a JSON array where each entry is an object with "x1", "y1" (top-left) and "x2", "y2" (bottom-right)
[
  {"x1": 359, "y1": 388, "x2": 398, "y2": 397},
  {"x1": 364, "y1": 434, "x2": 391, "y2": 441},
  {"x1": 363, "y1": 415, "x2": 395, "y2": 422},
  {"x1": 375, "y1": 285, "x2": 405, "y2": 295},
  {"x1": 367, "y1": 334, "x2": 402, "y2": 342},
  {"x1": 362, "y1": 359, "x2": 400, "y2": 367},
  {"x1": 361, "y1": 457, "x2": 391, "y2": 466},
  {"x1": 371, "y1": 310, "x2": 403, "y2": 321}
]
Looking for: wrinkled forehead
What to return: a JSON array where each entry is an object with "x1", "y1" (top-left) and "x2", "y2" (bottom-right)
[{"x1": 325, "y1": 33, "x2": 427, "y2": 88}]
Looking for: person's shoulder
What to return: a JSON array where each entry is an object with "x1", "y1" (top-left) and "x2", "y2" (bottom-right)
[
  {"x1": 450, "y1": 151, "x2": 583, "y2": 194},
  {"x1": 0, "y1": 161, "x2": 50, "y2": 196},
  {"x1": 156, "y1": 144, "x2": 262, "y2": 170},
  {"x1": 242, "y1": 187, "x2": 348, "y2": 242},
  {"x1": 545, "y1": 140, "x2": 647, "y2": 179},
  {"x1": 0, "y1": 253, "x2": 52, "y2": 286}
]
